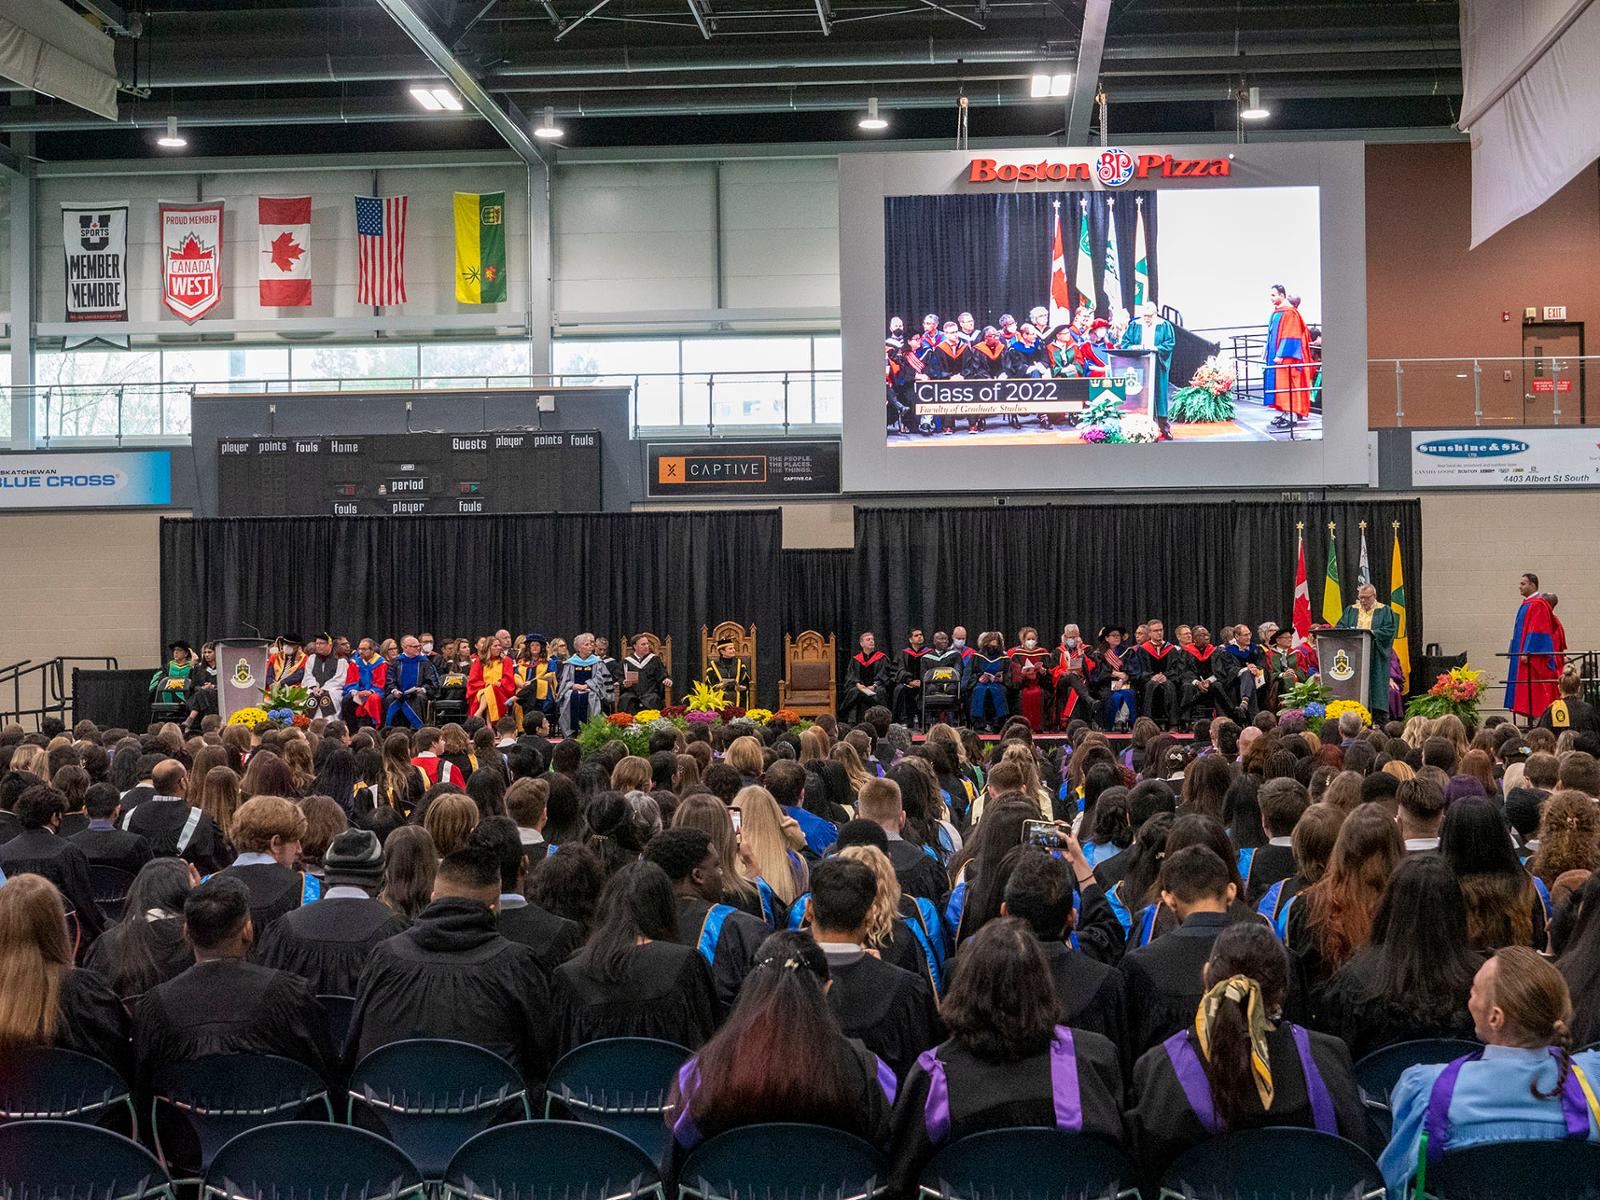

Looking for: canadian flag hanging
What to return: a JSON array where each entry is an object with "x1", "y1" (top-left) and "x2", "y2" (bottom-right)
[{"x1": 258, "y1": 196, "x2": 311, "y2": 306}]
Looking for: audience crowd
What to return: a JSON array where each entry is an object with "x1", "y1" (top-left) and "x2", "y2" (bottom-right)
[{"x1": 3, "y1": 698, "x2": 1600, "y2": 1196}]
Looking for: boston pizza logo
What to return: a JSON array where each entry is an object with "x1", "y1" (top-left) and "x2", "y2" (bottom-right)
[{"x1": 1096, "y1": 148, "x2": 1137, "y2": 187}]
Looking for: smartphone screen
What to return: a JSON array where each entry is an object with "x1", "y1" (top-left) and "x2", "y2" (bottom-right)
[
  {"x1": 1021, "y1": 819, "x2": 1064, "y2": 849},
  {"x1": 730, "y1": 807, "x2": 742, "y2": 835}
]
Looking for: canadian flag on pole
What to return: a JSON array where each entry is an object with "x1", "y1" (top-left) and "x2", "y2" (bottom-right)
[
  {"x1": 258, "y1": 196, "x2": 311, "y2": 306},
  {"x1": 1048, "y1": 201, "x2": 1071, "y2": 327},
  {"x1": 1292, "y1": 524, "x2": 1312, "y2": 647}
]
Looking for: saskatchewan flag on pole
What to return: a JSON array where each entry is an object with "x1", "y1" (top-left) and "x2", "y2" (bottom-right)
[
  {"x1": 1391, "y1": 524, "x2": 1410, "y2": 689},
  {"x1": 1075, "y1": 200, "x2": 1097, "y2": 313},
  {"x1": 454, "y1": 191, "x2": 507, "y2": 304},
  {"x1": 1321, "y1": 524, "x2": 1344, "y2": 625},
  {"x1": 1133, "y1": 198, "x2": 1150, "y2": 307}
]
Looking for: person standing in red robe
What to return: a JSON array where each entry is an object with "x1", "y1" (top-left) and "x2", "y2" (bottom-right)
[
  {"x1": 1265, "y1": 284, "x2": 1315, "y2": 426},
  {"x1": 1506, "y1": 572, "x2": 1565, "y2": 718}
]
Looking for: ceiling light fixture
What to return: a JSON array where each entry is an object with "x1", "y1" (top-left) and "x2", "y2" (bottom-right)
[
  {"x1": 155, "y1": 115, "x2": 187, "y2": 149},
  {"x1": 409, "y1": 86, "x2": 443, "y2": 111},
  {"x1": 1240, "y1": 85, "x2": 1270, "y2": 121},
  {"x1": 431, "y1": 89, "x2": 463, "y2": 111},
  {"x1": 858, "y1": 97, "x2": 888, "y2": 131},
  {"x1": 534, "y1": 105, "x2": 564, "y2": 140},
  {"x1": 1030, "y1": 69, "x2": 1072, "y2": 99}
]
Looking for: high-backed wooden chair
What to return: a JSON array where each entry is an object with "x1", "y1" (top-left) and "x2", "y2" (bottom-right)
[
  {"x1": 700, "y1": 621, "x2": 756, "y2": 704},
  {"x1": 621, "y1": 632, "x2": 674, "y2": 707},
  {"x1": 778, "y1": 631, "x2": 836, "y2": 717}
]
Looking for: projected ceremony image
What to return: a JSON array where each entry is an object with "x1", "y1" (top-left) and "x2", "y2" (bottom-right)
[{"x1": 884, "y1": 187, "x2": 1323, "y2": 446}]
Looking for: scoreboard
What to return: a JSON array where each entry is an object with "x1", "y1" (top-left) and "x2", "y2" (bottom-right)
[{"x1": 217, "y1": 431, "x2": 602, "y2": 516}]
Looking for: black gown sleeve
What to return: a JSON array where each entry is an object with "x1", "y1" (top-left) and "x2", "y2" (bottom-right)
[
  {"x1": 886, "y1": 1056, "x2": 939, "y2": 1198},
  {"x1": 1306, "y1": 1028, "x2": 1378, "y2": 1155},
  {"x1": 58, "y1": 968, "x2": 134, "y2": 1081}
]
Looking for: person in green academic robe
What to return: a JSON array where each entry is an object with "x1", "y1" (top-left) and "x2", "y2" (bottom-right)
[
  {"x1": 1335, "y1": 583, "x2": 1399, "y2": 718},
  {"x1": 1119, "y1": 301, "x2": 1177, "y2": 436}
]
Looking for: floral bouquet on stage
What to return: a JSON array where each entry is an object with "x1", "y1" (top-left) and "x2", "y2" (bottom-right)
[
  {"x1": 576, "y1": 702, "x2": 812, "y2": 757},
  {"x1": 1108, "y1": 413, "x2": 1161, "y2": 444},
  {"x1": 1405, "y1": 665, "x2": 1488, "y2": 724},
  {"x1": 1324, "y1": 698, "x2": 1372, "y2": 729},
  {"x1": 1168, "y1": 355, "x2": 1237, "y2": 423},
  {"x1": 260, "y1": 682, "x2": 313, "y2": 727}
]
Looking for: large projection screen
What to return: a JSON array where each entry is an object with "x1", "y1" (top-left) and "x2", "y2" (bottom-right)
[{"x1": 840, "y1": 142, "x2": 1368, "y2": 492}]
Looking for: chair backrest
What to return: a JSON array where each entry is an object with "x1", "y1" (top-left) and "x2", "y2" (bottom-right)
[
  {"x1": 317, "y1": 993, "x2": 356, "y2": 1057},
  {"x1": 701, "y1": 622, "x2": 757, "y2": 699},
  {"x1": 443, "y1": 1119, "x2": 664, "y2": 1200},
  {"x1": 1352, "y1": 1039, "x2": 1482, "y2": 1105},
  {"x1": 544, "y1": 1037, "x2": 692, "y2": 1162},
  {"x1": 679, "y1": 1122, "x2": 889, "y2": 1200},
  {"x1": 152, "y1": 1053, "x2": 332, "y2": 1176},
  {"x1": 203, "y1": 1120, "x2": 425, "y2": 1200},
  {"x1": 1159, "y1": 1127, "x2": 1385, "y2": 1200},
  {"x1": 348, "y1": 1039, "x2": 529, "y2": 1179},
  {"x1": 917, "y1": 1127, "x2": 1139, "y2": 1200},
  {"x1": 0, "y1": 1119, "x2": 174, "y2": 1200},
  {"x1": 625, "y1": 633, "x2": 674, "y2": 706},
  {"x1": 88, "y1": 864, "x2": 137, "y2": 924},
  {"x1": 0, "y1": 1044, "x2": 135, "y2": 1131},
  {"x1": 783, "y1": 631, "x2": 837, "y2": 700},
  {"x1": 1426, "y1": 1139, "x2": 1600, "y2": 1199}
]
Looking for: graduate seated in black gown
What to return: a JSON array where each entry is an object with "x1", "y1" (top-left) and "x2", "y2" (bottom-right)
[
  {"x1": 213, "y1": 794, "x2": 320, "y2": 935},
  {"x1": 550, "y1": 860, "x2": 719, "y2": 1057},
  {"x1": 346, "y1": 845, "x2": 555, "y2": 1089},
  {"x1": 253, "y1": 827, "x2": 409, "y2": 998},
  {"x1": 859, "y1": 777, "x2": 950, "y2": 913},
  {"x1": 1240, "y1": 778, "x2": 1308, "y2": 906},
  {"x1": 886, "y1": 918, "x2": 1126, "y2": 1198},
  {"x1": 666, "y1": 930, "x2": 894, "y2": 1176},
  {"x1": 469, "y1": 816, "x2": 583, "y2": 977},
  {"x1": 82, "y1": 857, "x2": 195, "y2": 1002},
  {"x1": 0, "y1": 873, "x2": 130, "y2": 1080},
  {"x1": 807, "y1": 857, "x2": 941, "y2": 1081},
  {"x1": 1125, "y1": 922, "x2": 1372, "y2": 1187},
  {"x1": 0, "y1": 784, "x2": 106, "y2": 942},
  {"x1": 71, "y1": 782, "x2": 154, "y2": 876},
  {"x1": 1000, "y1": 849, "x2": 1125, "y2": 1045}
]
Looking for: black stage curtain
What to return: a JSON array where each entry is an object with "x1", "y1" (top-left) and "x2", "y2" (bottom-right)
[
  {"x1": 884, "y1": 190, "x2": 1158, "y2": 331},
  {"x1": 850, "y1": 499, "x2": 1423, "y2": 662},
  {"x1": 783, "y1": 550, "x2": 856, "y2": 681},
  {"x1": 160, "y1": 512, "x2": 785, "y2": 708},
  {"x1": 74, "y1": 669, "x2": 157, "y2": 733}
]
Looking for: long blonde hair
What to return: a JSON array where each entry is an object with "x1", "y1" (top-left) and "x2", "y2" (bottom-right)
[
  {"x1": 797, "y1": 729, "x2": 826, "y2": 765},
  {"x1": 926, "y1": 722, "x2": 968, "y2": 766},
  {"x1": 672, "y1": 793, "x2": 756, "y2": 905},
  {"x1": 830, "y1": 743, "x2": 873, "y2": 795},
  {"x1": 199, "y1": 766, "x2": 242, "y2": 836},
  {"x1": 1401, "y1": 716, "x2": 1429, "y2": 749},
  {"x1": 836, "y1": 844, "x2": 899, "y2": 951},
  {"x1": 735, "y1": 785, "x2": 808, "y2": 907},
  {"x1": 0, "y1": 875, "x2": 71, "y2": 1047}
]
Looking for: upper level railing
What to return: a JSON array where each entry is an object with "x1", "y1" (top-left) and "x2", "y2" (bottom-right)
[{"x1": 4, "y1": 353, "x2": 1599, "y2": 444}]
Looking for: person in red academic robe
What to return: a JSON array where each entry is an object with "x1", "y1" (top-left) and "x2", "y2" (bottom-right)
[
  {"x1": 346, "y1": 638, "x2": 389, "y2": 728},
  {"x1": 467, "y1": 642, "x2": 518, "y2": 724},
  {"x1": 1506, "y1": 573, "x2": 1565, "y2": 718},
  {"x1": 1049, "y1": 624, "x2": 1096, "y2": 730},
  {"x1": 1007, "y1": 628, "x2": 1052, "y2": 732},
  {"x1": 1265, "y1": 285, "x2": 1315, "y2": 424}
]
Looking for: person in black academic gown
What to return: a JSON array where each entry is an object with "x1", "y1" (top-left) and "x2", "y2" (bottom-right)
[
  {"x1": 642, "y1": 827, "x2": 770, "y2": 1016},
  {"x1": 253, "y1": 828, "x2": 409, "y2": 998},
  {"x1": 71, "y1": 783, "x2": 154, "y2": 877},
  {"x1": 1118, "y1": 845, "x2": 1240, "y2": 1070},
  {"x1": 891, "y1": 630, "x2": 929, "y2": 728},
  {"x1": 0, "y1": 874, "x2": 130, "y2": 1080},
  {"x1": 133, "y1": 875, "x2": 337, "y2": 1100},
  {"x1": 1242, "y1": 779, "x2": 1308, "y2": 906},
  {"x1": 0, "y1": 784, "x2": 105, "y2": 941},
  {"x1": 1126, "y1": 922, "x2": 1372, "y2": 1189},
  {"x1": 1000, "y1": 849, "x2": 1125, "y2": 1045},
  {"x1": 346, "y1": 846, "x2": 555, "y2": 1089},
  {"x1": 121, "y1": 760, "x2": 229, "y2": 876},
  {"x1": 1129, "y1": 619, "x2": 1183, "y2": 729},
  {"x1": 551, "y1": 860, "x2": 719, "y2": 1056},
  {"x1": 83, "y1": 857, "x2": 196, "y2": 1002},
  {"x1": 858, "y1": 778, "x2": 950, "y2": 912},
  {"x1": 808, "y1": 857, "x2": 941, "y2": 1081},
  {"x1": 887, "y1": 918, "x2": 1125, "y2": 1198},
  {"x1": 840, "y1": 632, "x2": 892, "y2": 725},
  {"x1": 213, "y1": 795, "x2": 320, "y2": 934},
  {"x1": 470, "y1": 816, "x2": 583, "y2": 977},
  {"x1": 618, "y1": 635, "x2": 672, "y2": 714}
]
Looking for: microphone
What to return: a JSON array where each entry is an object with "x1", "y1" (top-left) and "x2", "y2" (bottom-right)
[{"x1": 241, "y1": 621, "x2": 262, "y2": 639}]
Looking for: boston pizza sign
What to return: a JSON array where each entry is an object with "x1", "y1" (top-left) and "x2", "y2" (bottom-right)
[{"x1": 966, "y1": 148, "x2": 1232, "y2": 186}]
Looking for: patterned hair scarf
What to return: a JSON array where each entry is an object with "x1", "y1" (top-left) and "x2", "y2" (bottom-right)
[{"x1": 1194, "y1": 974, "x2": 1275, "y2": 1110}]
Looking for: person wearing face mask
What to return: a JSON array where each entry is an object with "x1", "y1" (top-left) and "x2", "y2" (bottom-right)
[
  {"x1": 969, "y1": 633, "x2": 1010, "y2": 733},
  {"x1": 1050, "y1": 624, "x2": 1097, "y2": 730},
  {"x1": 1008, "y1": 627, "x2": 1053, "y2": 733},
  {"x1": 918, "y1": 631, "x2": 966, "y2": 727}
]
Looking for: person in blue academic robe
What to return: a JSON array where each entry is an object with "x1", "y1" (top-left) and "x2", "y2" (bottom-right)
[
  {"x1": 557, "y1": 632, "x2": 611, "y2": 735},
  {"x1": 1120, "y1": 301, "x2": 1176, "y2": 436},
  {"x1": 385, "y1": 635, "x2": 440, "y2": 728},
  {"x1": 968, "y1": 633, "x2": 1010, "y2": 732}
]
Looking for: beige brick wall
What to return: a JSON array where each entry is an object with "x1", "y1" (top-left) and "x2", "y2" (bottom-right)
[
  {"x1": 0, "y1": 511, "x2": 174, "y2": 672},
  {"x1": 1420, "y1": 492, "x2": 1600, "y2": 713}
]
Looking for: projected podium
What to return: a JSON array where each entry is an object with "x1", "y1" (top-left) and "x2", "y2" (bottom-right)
[
  {"x1": 1105, "y1": 350, "x2": 1156, "y2": 418},
  {"x1": 215, "y1": 639, "x2": 270, "y2": 722},
  {"x1": 1314, "y1": 628, "x2": 1374, "y2": 708}
]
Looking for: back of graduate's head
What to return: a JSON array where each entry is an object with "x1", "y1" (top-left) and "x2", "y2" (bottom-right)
[
  {"x1": 550, "y1": 739, "x2": 583, "y2": 775},
  {"x1": 831, "y1": 818, "x2": 889, "y2": 855},
  {"x1": 1421, "y1": 736, "x2": 1459, "y2": 775},
  {"x1": 857, "y1": 777, "x2": 903, "y2": 828},
  {"x1": 940, "y1": 916, "x2": 1057, "y2": 1064},
  {"x1": 1159, "y1": 844, "x2": 1234, "y2": 917},
  {"x1": 1258, "y1": 777, "x2": 1310, "y2": 839},
  {"x1": 1198, "y1": 922, "x2": 1292, "y2": 1130},
  {"x1": 579, "y1": 860, "x2": 678, "y2": 985},
  {"x1": 808, "y1": 858, "x2": 876, "y2": 938},
  {"x1": 467, "y1": 816, "x2": 526, "y2": 895},
  {"x1": 184, "y1": 874, "x2": 253, "y2": 958},
  {"x1": 642, "y1": 827, "x2": 717, "y2": 893},
  {"x1": 433, "y1": 845, "x2": 502, "y2": 908},
  {"x1": 1001, "y1": 848, "x2": 1076, "y2": 941}
]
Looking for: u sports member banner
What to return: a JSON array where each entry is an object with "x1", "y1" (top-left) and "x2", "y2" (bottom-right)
[
  {"x1": 160, "y1": 200, "x2": 225, "y2": 322},
  {"x1": 61, "y1": 202, "x2": 129, "y2": 322},
  {"x1": 454, "y1": 191, "x2": 507, "y2": 304},
  {"x1": 1410, "y1": 429, "x2": 1600, "y2": 487},
  {"x1": 0, "y1": 452, "x2": 171, "y2": 509}
]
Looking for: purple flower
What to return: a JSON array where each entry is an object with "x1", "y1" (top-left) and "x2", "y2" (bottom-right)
[{"x1": 685, "y1": 710, "x2": 717, "y2": 724}]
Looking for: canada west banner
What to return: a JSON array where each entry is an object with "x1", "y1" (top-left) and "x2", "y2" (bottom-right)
[
  {"x1": 160, "y1": 200, "x2": 225, "y2": 323},
  {"x1": 61, "y1": 202, "x2": 128, "y2": 322}
]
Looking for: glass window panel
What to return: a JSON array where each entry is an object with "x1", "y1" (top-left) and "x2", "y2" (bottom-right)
[
  {"x1": 679, "y1": 336, "x2": 812, "y2": 374},
  {"x1": 291, "y1": 344, "x2": 421, "y2": 390},
  {"x1": 420, "y1": 340, "x2": 532, "y2": 386},
  {"x1": 683, "y1": 337, "x2": 811, "y2": 426},
  {"x1": 0, "y1": 355, "x2": 10, "y2": 441},
  {"x1": 556, "y1": 338, "x2": 681, "y2": 428},
  {"x1": 34, "y1": 350, "x2": 162, "y2": 438}
]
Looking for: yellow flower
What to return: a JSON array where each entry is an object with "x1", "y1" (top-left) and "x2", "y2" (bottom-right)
[
  {"x1": 226, "y1": 706, "x2": 270, "y2": 727},
  {"x1": 745, "y1": 708, "x2": 774, "y2": 723},
  {"x1": 685, "y1": 680, "x2": 730, "y2": 713},
  {"x1": 636, "y1": 709, "x2": 663, "y2": 723},
  {"x1": 1323, "y1": 699, "x2": 1372, "y2": 727}
]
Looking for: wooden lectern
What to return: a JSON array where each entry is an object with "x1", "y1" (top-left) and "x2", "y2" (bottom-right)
[{"x1": 1314, "y1": 628, "x2": 1373, "y2": 708}]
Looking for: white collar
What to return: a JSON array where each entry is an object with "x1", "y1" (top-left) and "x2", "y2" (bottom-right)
[
  {"x1": 1268, "y1": 835, "x2": 1293, "y2": 847},
  {"x1": 323, "y1": 885, "x2": 370, "y2": 900},
  {"x1": 1405, "y1": 836, "x2": 1441, "y2": 851},
  {"x1": 519, "y1": 827, "x2": 545, "y2": 845},
  {"x1": 232, "y1": 851, "x2": 279, "y2": 867}
]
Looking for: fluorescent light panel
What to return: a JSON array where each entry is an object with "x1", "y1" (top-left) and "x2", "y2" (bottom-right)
[{"x1": 1031, "y1": 71, "x2": 1072, "y2": 98}]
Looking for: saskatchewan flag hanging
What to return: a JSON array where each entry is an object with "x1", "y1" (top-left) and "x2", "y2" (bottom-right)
[{"x1": 454, "y1": 191, "x2": 507, "y2": 303}]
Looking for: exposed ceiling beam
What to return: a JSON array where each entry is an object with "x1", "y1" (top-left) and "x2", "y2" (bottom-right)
[
  {"x1": 1066, "y1": 0, "x2": 1109, "y2": 144},
  {"x1": 553, "y1": 0, "x2": 614, "y2": 42},
  {"x1": 74, "y1": 0, "x2": 140, "y2": 37},
  {"x1": 814, "y1": 0, "x2": 833, "y2": 35},
  {"x1": 685, "y1": 0, "x2": 714, "y2": 38},
  {"x1": 372, "y1": 0, "x2": 547, "y2": 163}
]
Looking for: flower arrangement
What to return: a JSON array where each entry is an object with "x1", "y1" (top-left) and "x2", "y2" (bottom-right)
[
  {"x1": 773, "y1": 709, "x2": 800, "y2": 724},
  {"x1": 607, "y1": 712, "x2": 636, "y2": 727},
  {"x1": 635, "y1": 709, "x2": 663, "y2": 723},
  {"x1": 684, "y1": 680, "x2": 730, "y2": 713},
  {"x1": 1324, "y1": 699, "x2": 1372, "y2": 728},
  {"x1": 574, "y1": 706, "x2": 813, "y2": 756},
  {"x1": 1168, "y1": 355, "x2": 1238, "y2": 423},
  {"x1": 744, "y1": 708, "x2": 774, "y2": 723},
  {"x1": 226, "y1": 706, "x2": 269, "y2": 728},
  {"x1": 1109, "y1": 413, "x2": 1161, "y2": 444},
  {"x1": 1283, "y1": 678, "x2": 1333, "y2": 710},
  {"x1": 1405, "y1": 665, "x2": 1488, "y2": 724}
]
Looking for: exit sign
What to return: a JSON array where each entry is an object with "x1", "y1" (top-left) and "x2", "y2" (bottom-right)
[{"x1": 1543, "y1": 305, "x2": 1568, "y2": 320}]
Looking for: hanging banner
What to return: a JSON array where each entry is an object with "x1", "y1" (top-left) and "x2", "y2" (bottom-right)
[
  {"x1": 61, "y1": 201, "x2": 128, "y2": 322},
  {"x1": 160, "y1": 200, "x2": 225, "y2": 323},
  {"x1": 258, "y1": 195, "x2": 312, "y2": 306}
]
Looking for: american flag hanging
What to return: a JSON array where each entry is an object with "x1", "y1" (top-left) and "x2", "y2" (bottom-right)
[{"x1": 355, "y1": 194, "x2": 407, "y2": 305}]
